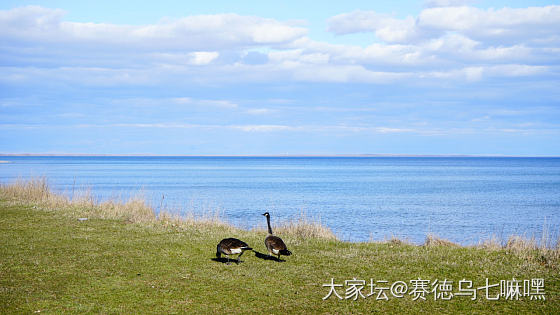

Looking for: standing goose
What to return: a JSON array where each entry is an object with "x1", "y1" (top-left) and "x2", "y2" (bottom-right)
[
  {"x1": 216, "y1": 238, "x2": 252, "y2": 265},
  {"x1": 262, "y1": 212, "x2": 292, "y2": 260}
]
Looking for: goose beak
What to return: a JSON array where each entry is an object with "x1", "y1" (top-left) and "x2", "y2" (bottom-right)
[{"x1": 261, "y1": 213, "x2": 266, "y2": 216}]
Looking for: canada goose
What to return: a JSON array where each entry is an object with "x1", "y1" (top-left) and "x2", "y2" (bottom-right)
[
  {"x1": 262, "y1": 212, "x2": 292, "y2": 260},
  {"x1": 216, "y1": 238, "x2": 252, "y2": 265}
]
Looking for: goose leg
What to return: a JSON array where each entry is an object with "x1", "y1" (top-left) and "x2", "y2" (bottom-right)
[
  {"x1": 226, "y1": 256, "x2": 231, "y2": 265},
  {"x1": 237, "y1": 251, "x2": 244, "y2": 263}
]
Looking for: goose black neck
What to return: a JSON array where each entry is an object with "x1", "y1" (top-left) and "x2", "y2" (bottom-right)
[{"x1": 266, "y1": 215, "x2": 273, "y2": 235}]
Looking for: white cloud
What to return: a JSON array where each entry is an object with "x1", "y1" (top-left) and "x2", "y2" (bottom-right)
[
  {"x1": 247, "y1": 108, "x2": 274, "y2": 115},
  {"x1": 420, "y1": 64, "x2": 549, "y2": 82},
  {"x1": 170, "y1": 97, "x2": 192, "y2": 104},
  {"x1": 197, "y1": 100, "x2": 238, "y2": 108},
  {"x1": 318, "y1": 5, "x2": 560, "y2": 83},
  {"x1": 0, "y1": 5, "x2": 558, "y2": 87},
  {"x1": 103, "y1": 97, "x2": 239, "y2": 111},
  {"x1": 290, "y1": 64, "x2": 410, "y2": 83},
  {"x1": 0, "y1": 6, "x2": 65, "y2": 38},
  {"x1": 418, "y1": 5, "x2": 560, "y2": 44},
  {"x1": 423, "y1": 0, "x2": 473, "y2": 8},
  {"x1": 187, "y1": 52, "x2": 219, "y2": 65},
  {"x1": 375, "y1": 127, "x2": 417, "y2": 133},
  {"x1": 96, "y1": 123, "x2": 298, "y2": 133},
  {"x1": 53, "y1": 123, "x2": 296, "y2": 132},
  {"x1": 483, "y1": 64, "x2": 549, "y2": 78},
  {"x1": 270, "y1": 39, "x2": 424, "y2": 67},
  {"x1": 463, "y1": 66, "x2": 484, "y2": 82},
  {"x1": 0, "y1": 6, "x2": 307, "y2": 50},
  {"x1": 327, "y1": 11, "x2": 423, "y2": 44},
  {"x1": 0, "y1": 66, "x2": 154, "y2": 86},
  {"x1": 231, "y1": 125, "x2": 297, "y2": 132},
  {"x1": 2, "y1": 121, "x2": 557, "y2": 139},
  {"x1": 328, "y1": 6, "x2": 560, "y2": 46},
  {"x1": 130, "y1": 97, "x2": 239, "y2": 108}
]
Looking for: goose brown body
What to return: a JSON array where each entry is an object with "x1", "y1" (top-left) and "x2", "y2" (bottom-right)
[
  {"x1": 265, "y1": 235, "x2": 288, "y2": 255},
  {"x1": 216, "y1": 238, "x2": 252, "y2": 264},
  {"x1": 262, "y1": 212, "x2": 292, "y2": 260}
]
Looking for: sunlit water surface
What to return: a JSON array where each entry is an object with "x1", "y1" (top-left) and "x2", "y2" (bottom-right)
[{"x1": 1, "y1": 156, "x2": 558, "y2": 244}]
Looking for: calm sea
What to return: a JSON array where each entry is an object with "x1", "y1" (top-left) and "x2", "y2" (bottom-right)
[{"x1": 1, "y1": 156, "x2": 559, "y2": 244}]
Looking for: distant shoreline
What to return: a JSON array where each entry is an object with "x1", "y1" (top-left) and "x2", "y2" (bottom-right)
[{"x1": 1, "y1": 153, "x2": 559, "y2": 158}]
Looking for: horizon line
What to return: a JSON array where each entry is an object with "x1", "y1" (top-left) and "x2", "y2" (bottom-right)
[{"x1": 1, "y1": 153, "x2": 559, "y2": 158}]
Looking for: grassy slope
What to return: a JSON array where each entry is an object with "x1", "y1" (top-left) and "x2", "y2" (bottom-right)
[{"x1": 1, "y1": 201, "x2": 558, "y2": 314}]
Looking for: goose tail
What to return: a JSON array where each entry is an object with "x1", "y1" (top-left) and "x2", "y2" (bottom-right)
[{"x1": 279, "y1": 249, "x2": 292, "y2": 256}]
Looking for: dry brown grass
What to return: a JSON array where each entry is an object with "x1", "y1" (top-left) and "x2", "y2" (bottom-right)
[
  {"x1": 503, "y1": 235, "x2": 560, "y2": 268},
  {"x1": 252, "y1": 212, "x2": 337, "y2": 240},
  {"x1": 372, "y1": 232, "x2": 559, "y2": 269},
  {"x1": 0, "y1": 177, "x2": 156, "y2": 224},
  {"x1": 424, "y1": 234, "x2": 460, "y2": 247},
  {"x1": 422, "y1": 233, "x2": 559, "y2": 268},
  {"x1": 1, "y1": 177, "x2": 55, "y2": 202},
  {"x1": 473, "y1": 232, "x2": 559, "y2": 268},
  {"x1": 157, "y1": 208, "x2": 235, "y2": 233},
  {"x1": 369, "y1": 234, "x2": 413, "y2": 246},
  {"x1": 385, "y1": 237, "x2": 407, "y2": 246},
  {"x1": 255, "y1": 211, "x2": 338, "y2": 240},
  {"x1": 1, "y1": 177, "x2": 558, "y2": 266},
  {"x1": 0, "y1": 177, "x2": 225, "y2": 228},
  {"x1": 478, "y1": 234, "x2": 503, "y2": 250},
  {"x1": 0, "y1": 178, "x2": 334, "y2": 239}
]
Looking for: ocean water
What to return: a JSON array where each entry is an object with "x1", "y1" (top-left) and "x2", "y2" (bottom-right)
[{"x1": 1, "y1": 156, "x2": 559, "y2": 244}]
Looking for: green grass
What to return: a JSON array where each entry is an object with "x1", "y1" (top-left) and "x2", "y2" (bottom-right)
[{"x1": 1, "y1": 200, "x2": 558, "y2": 314}]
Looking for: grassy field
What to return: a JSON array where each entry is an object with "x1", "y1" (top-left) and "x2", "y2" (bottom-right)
[{"x1": 1, "y1": 179, "x2": 559, "y2": 314}]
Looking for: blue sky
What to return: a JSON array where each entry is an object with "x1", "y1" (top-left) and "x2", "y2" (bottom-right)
[{"x1": 1, "y1": 1, "x2": 559, "y2": 155}]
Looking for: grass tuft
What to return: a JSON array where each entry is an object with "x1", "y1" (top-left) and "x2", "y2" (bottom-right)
[
  {"x1": 425, "y1": 234, "x2": 460, "y2": 247},
  {"x1": 0, "y1": 177, "x2": 334, "y2": 239},
  {"x1": 272, "y1": 212, "x2": 338, "y2": 240},
  {"x1": 370, "y1": 234, "x2": 413, "y2": 246},
  {"x1": 478, "y1": 234, "x2": 503, "y2": 250}
]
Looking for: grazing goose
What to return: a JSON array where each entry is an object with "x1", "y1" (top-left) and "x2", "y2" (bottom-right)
[
  {"x1": 216, "y1": 238, "x2": 252, "y2": 265},
  {"x1": 262, "y1": 212, "x2": 292, "y2": 260}
]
